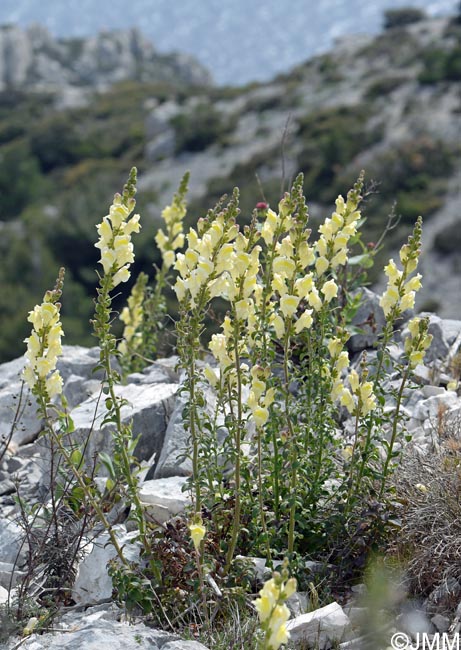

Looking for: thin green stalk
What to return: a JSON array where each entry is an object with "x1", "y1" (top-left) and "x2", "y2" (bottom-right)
[
  {"x1": 257, "y1": 427, "x2": 272, "y2": 563},
  {"x1": 39, "y1": 397, "x2": 128, "y2": 566},
  {"x1": 224, "y1": 322, "x2": 244, "y2": 573},
  {"x1": 379, "y1": 366, "x2": 410, "y2": 497},
  {"x1": 284, "y1": 326, "x2": 297, "y2": 555},
  {"x1": 96, "y1": 275, "x2": 151, "y2": 552},
  {"x1": 189, "y1": 348, "x2": 202, "y2": 515},
  {"x1": 344, "y1": 410, "x2": 361, "y2": 515}
]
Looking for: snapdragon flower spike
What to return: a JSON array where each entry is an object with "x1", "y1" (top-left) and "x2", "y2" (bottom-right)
[
  {"x1": 23, "y1": 269, "x2": 65, "y2": 400},
  {"x1": 338, "y1": 364, "x2": 377, "y2": 417},
  {"x1": 255, "y1": 568, "x2": 296, "y2": 650},
  {"x1": 94, "y1": 189, "x2": 141, "y2": 288},
  {"x1": 404, "y1": 316, "x2": 432, "y2": 368},
  {"x1": 313, "y1": 173, "x2": 364, "y2": 276},
  {"x1": 246, "y1": 366, "x2": 275, "y2": 427},
  {"x1": 154, "y1": 171, "x2": 189, "y2": 270},
  {"x1": 379, "y1": 217, "x2": 423, "y2": 319},
  {"x1": 118, "y1": 271, "x2": 147, "y2": 356},
  {"x1": 173, "y1": 207, "x2": 239, "y2": 307}
]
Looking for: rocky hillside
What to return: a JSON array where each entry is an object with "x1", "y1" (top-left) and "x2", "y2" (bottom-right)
[
  {"x1": 1, "y1": 306, "x2": 461, "y2": 647},
  {"x1": 0, "y1": 11, "x2": 459, "y2": 362},
  {"x1": 0, "y1": 24, "x2": 210, "y2": 102}
]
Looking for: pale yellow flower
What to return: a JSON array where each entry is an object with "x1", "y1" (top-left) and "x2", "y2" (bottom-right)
[
  {"x1": 384, "y1": 259, "x2": 401, "y2": 283},
  {"x1": 270, "y1": 312, "x2": 285, "y2": 338},
  {"x1": 189, "y1": 521, "x2": 206, "y2": 552},
  {"x1": 253, "y1": 406, "x2": 269, "y2": 427},
  {"x1": 294, "y1": 310, "x2": 313, "y2": 333},
  {"x1": 331, "y1": 249, "x2": 348, "y2": 268},
  {"x1": 255, "y1": 579, "x2": 279, "y2": 622},
  {"x1": 273, "y1": 256, "x2": 296, "y2": 278},
  {"x1": 112, "y1": 266, "x2": 131, "y2": 287},
  {"x1": 404, "y1": 274, "x2": 422, "y2": 293},
  {"x1": 46, "y1": 371, "x2": 63, "y2": 398},
  {"x1": 272, "y1": 273, "x2": 287, "y2": 295},
  {"x1": 280, "y1": 294, "x2": 300, "y2": 318},
  {"x1": 267, "y1": 605, "x2": 290, "y2": 648},
  {"x1": 400, "y1": 291, "x2": 415, "y2": 312},
  {"x1": 340, "y1": 388, "x2": 355, "y2": 414},
  {"x1": 294, "y1": 274, "x2": 314, "y2": 298},
  {"x1": 298, "y1": 242, "x2": 315, "y2": 268},
  {"x1": 335, "y1": 351, "x2": 350, "y2": 372},
  {"x1": 315, "y1": 255, "x2": 329, "y2": 276},
  {"x1": 321, "y1": 279, "x2": 338, "y2": 303},
  {"x1": 380, "y1": 286, "x2": 399, "y2": 316},
  {"x1": 307, "y1": 288, "x2": 322, "y2": 311}
]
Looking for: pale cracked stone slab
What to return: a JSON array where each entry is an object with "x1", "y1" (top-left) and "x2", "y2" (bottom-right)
[
  {"x1": 68, "y1": 381, "x2": 178, "y2": 467},
  {"x1": 72, "y1": 527, "x2": 141, "y2": 605},
  {"x1": 139, "y1": 476, "x2": 191, "y2": 524},
  {"x1": 286, "y1": 601, "x2": 350, "y2": 649}
]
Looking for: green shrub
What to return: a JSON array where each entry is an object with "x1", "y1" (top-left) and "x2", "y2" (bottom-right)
[
  {"x1": 297, "y1": 105, "x2": 383, "y2": 201},
  {"x1": 171, "y1": 103, "x2": 236, "y2": 153},
  {"x1": 383, "y1": 8, "x2": 426, "y2": 30},
  {"x1": 434, "y1": 220, "x2": 461, "y2": 254},
  {"x1": 419, "y1": 45, "x2": 461, "y2": 83},
  {"x1": 0, "y1": 140, "x2": 48, "y2": 219},
  {"x1": 365, "y1": 76, "x2": 407, "y2": 100}
]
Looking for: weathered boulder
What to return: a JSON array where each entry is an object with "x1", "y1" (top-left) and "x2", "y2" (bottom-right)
[
  {"x1": 68, "y1": 381, "x2": 178, "y2": 468},
  {"x1": 285, "y1": 602, "x2": 350, "y2": 648},
  {"x1": 10, "y1": 611, "x2": 210, "y2": 649},
  {"x1": 138, "y1": 477, "x2": 191, "y2": 524},
  {"x1": 72, "y1": 527, "x2": 141, "y2": 605}
]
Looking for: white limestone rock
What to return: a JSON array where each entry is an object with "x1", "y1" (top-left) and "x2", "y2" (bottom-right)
[
  {"x1": 72, "y1": 528, "x2": 140, "y2": 605},
  {"x1": 138, "y1": 477, "x2": 191, "y2": 524},
  {"x1": 286, "y1": 602, "x2": 350, "y2": 649},
  {"x1": 68, "y1": 381, "x2": 177, "y2": 467}
]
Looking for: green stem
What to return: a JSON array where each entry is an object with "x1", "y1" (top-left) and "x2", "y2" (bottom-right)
[
  {"x1": 97, "y1": 276, "x2": 150, "y2": 552},
  {"x1": 257, "y1": 427, "x2": 272, "y2": 564},
  {"x1": 284, "y1": 325, "x2": 297, "y2": 555},
  {"x1": 224, "y1": 323, "x2": 243, "y2": 573},
  {"x1": 379, "y1": 366, "x2": 410, "y2": 497},
  {"x1": 188, "y1": 344, "x2": 202, "y2": 515},
  {"x1": 40, "y1": 397, "x2": 128, "y2": 566}
]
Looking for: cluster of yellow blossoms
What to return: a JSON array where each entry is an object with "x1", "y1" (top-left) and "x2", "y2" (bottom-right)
[
  {"x1": 379, "y1": 217, "x2": 422, "y2": 318},
  {"x1": 255, "y1": 571, "x2": 296, "y2": 650},
  {"x1": 118, "y1": 272, "x2": 147, "y2": 356},
  {"x1": 173, "y1": 214, "x2": 239, "y2": 306},
  {"x1": 314, "y1": 193, "x2": 362, "y2": 276},
  {"x1": 154, "y1": 173, "x2": 189, "y2": 270},
  {"x1": 191, "y1": 183, "x2": 370, "y2": 429},
  {"x1": 340, "y1": 367, "x2": 376, "y2": 417},
  {"x1": 328, "y1": 337, "x2": 376, "y2": 417},
  {"x1": 404, "y1": 316, "x2": 432, "y2": 368},
  {"x1": 23, "y1": 290, "x2": 64, "y2": 399},
  {"x1": 95, "y1": 193, "x2": 141, "y2": 287},
  {"x1": 247, "y1": 366, "x2": 276, "y2": 427}
]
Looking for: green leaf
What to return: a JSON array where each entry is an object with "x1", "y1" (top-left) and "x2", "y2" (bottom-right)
[
  {"x1": 348, "y1": 253, "x2": 374, "y2": 268},
  {"x1": 99, "y1": 452, "x2": 116, "y2": 479},
  {"x1": 70, "y1": 448, "x2": 83, "y2": 468}
]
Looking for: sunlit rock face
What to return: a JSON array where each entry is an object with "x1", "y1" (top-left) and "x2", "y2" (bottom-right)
[{"x1": 0, "y1": 24, "x2": 211, "y2": 94}]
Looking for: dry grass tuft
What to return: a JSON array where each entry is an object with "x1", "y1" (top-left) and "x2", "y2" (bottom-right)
[{"x1": 391, "y1": 413, "x2": 461, "y2": 612}]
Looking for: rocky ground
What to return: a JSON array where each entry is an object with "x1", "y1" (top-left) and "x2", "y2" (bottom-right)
[{"x1": 1, "y1": 292, "x2": 461, "y2": 648}]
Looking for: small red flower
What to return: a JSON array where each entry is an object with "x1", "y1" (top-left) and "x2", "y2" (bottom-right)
[{"x1": 256, "y1": 202, "x2": 268, "y2": 210}]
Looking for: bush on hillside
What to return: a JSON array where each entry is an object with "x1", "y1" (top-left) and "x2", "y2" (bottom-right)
[{"x1": 383, "y1": 8, "x2": 427, "y2": 30}]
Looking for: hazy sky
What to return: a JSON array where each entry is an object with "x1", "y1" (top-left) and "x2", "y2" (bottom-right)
[{"x1": 0, "y1": 0, "x2": 458, "y2": 84}]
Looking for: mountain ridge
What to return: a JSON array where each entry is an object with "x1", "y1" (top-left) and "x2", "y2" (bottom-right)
[
  {"x1": 0, "y1": 11, "x2": 459, "y2": 362},
  {"x1": 0, "y1": 23, "x2": 211, "y2": 101},
  {"x1": 0, "y1": 0, "x2": 458, "y2": 84}
]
